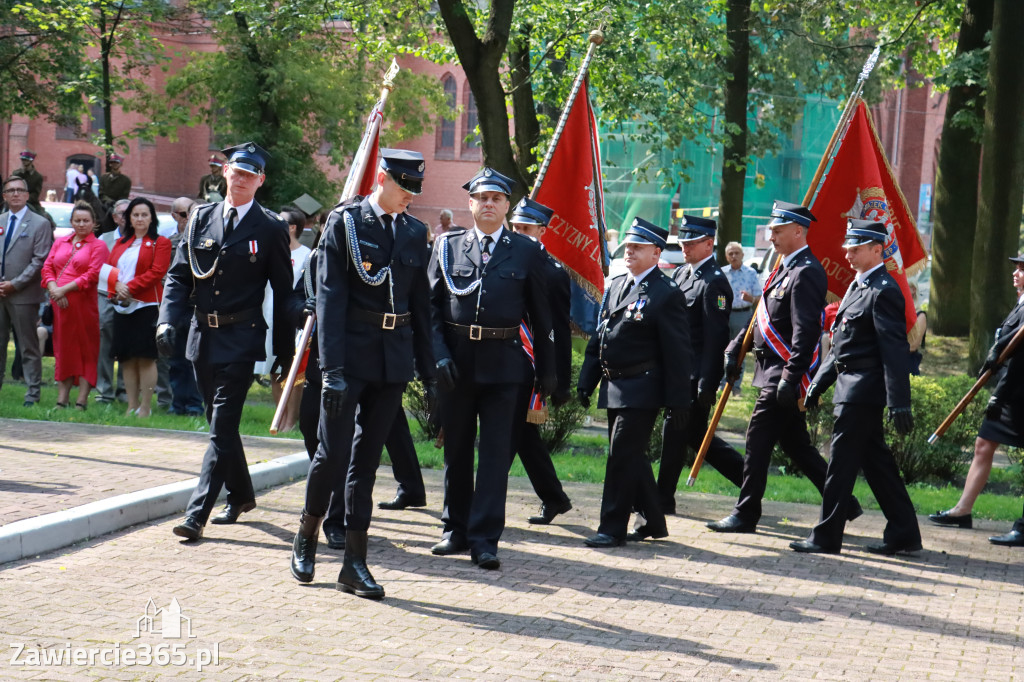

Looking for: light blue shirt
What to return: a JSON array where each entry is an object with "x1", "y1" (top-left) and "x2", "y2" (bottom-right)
[{"x1": 724, "y1": 262, "x2": 760, "y2": 310}]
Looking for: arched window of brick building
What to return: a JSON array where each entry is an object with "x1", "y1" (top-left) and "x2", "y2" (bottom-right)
[
  {"x1": 436, "y1": 74, "x2": 457, "y2": 158},
  {"x1": 461, "y1": 82, "x2": 480, "y2": 158}
]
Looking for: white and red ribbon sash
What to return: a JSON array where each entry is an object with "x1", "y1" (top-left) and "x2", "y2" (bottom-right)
[{"x1": 519, "y1": 321, "x2": 546, "y2": 412}]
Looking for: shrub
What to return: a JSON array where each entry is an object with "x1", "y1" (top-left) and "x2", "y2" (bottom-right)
[
  {"x1": 403, "y1": 378, "x2": 440, "y2": 440},
  {"x1": 539, "y1": 349, "x2": 590, "y2": 453},
  {"x1": 780, "y1": 375, "x2": 985, "y2": 485}
]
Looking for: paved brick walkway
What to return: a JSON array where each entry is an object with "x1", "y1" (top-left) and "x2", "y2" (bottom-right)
[
  {"x1": 0, "y1": 419, "x2": 304, "y2": 526},
  {"x1": 1, "y1": 420, "x2": 1022, "y2": 680}
]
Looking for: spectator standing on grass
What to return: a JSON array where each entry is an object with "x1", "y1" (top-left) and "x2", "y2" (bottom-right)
[
  {"x1": 930, "y1": 254, "x2": 1024, "y2": 548},
  {"x1": 104, "y1": 198, "x2": 171, "y2": 418},
  {"x1": 0, "y1": 176, "x2": 53, "y2": 407},
  {"x1": 95, "y1": 200, "x2": 129, "y2": 404},
  {"x1": 722, "y1": 241, "x2": 760, "y2": 395},
  {"x1": 40, "y1": 201, "x2": 108, "y2": 409}
]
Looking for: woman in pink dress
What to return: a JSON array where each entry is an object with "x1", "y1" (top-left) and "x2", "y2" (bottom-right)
[{"x1": 40, "y1": 201, "x2": 109, "y2": 408}]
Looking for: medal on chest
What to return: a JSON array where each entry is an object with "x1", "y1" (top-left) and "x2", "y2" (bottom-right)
[
  {"x1": 625, "y1": 297, "x2": 648, "y2": 321},
  {"x1": 248, "y1": 239, "x2": 258, "y2": 263}
]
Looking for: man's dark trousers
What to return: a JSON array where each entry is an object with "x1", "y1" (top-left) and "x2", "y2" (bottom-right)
[
  {"x1": 307, "y1": 378, "x2": 404, "y2": 532},
  {"x1": 186, "y1": 360, "x2": 256, "y2": 522}
]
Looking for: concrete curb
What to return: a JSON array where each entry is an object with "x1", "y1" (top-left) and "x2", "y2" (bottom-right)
[{"x1": 0, "y1": 452, "x2": 310, "y2": 565}]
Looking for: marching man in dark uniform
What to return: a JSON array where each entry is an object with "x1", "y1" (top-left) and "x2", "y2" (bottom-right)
[
  {"x1": 708, "y1": 200, "x2": 861, "y2": 534},
  {"x1": 792, "y1": 219, "x2": 920, "y2": 555},
  {"x1": 656, "y1": 215, "x2": 745, "y2": 514},
  {"x1": 428, "y1": 168, "x2": 555, "y2": 570},
  {"x1": 289, "y1": 149, "x2": 434, "y2": 599},
  {"x1": 157, "y1": 142, "x2": 298, "y2": 541},
  {"x1": 197, "y1": 156, "x2": 227, "y2": 202},
  {"x1": 578, "y1": 218, "x2": 690, "y2": 547},
  {"x1": 508, "y1": 197, "x2": 574, "y2": 525},
  {"x1": 99, "y1": 154, "x2": 132, "y2": 209}
]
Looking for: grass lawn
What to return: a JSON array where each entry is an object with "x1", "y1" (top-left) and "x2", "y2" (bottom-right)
[{"x1": 3, "y1": 337, "x2": 1022, "y2": 522}]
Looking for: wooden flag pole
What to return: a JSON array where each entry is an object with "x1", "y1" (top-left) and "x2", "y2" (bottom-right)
[{"x1": 686, "y1": 47, "x2": 881, "y2": 485}]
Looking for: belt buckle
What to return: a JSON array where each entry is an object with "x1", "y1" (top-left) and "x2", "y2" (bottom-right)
[
  {"x1": 382, "y1": 313, "x2": 397, "y2": 330},
  {"x1": 469, "y1": 324, "x2": 483, "y2": 341},
  {"x1": 207, "y1": 312, "x2": 219, "y2": 328}
]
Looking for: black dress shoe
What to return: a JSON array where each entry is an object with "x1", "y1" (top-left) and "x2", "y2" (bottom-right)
[
  {"x1": 324, "y1": 527, "x2": 346, "y2": 550},
  {"x1": 706, "y1": 515, "x2": 756, "y2": 533},
  {"x1": 377, "y1": 493, "x2": 427, "y2": 510},
  {"x1": 583, "y1": 533, "x2": 624, "y2": 548},
  {"x1": 527, "y1": 499, "x2": 572, "y2": 525},
  {"x1": 431, "y1": 537, "x2": 470, "y2": 555},
  {"x1": 988, "y1": 529, "x2": 1024, "y2": 547},
  {"x1": 928, "y1": 510, "x2": 973, "y2": 529},
  {"x1": 790, "y1": 540, "x2": 840, "y2": 554},
  {"x1": 625, "y1": 526, "x2": 669, "y2": 542},
  {"x1": 172, "y1": 516, "x2": 204, "y2": 541},
  {"x1": 865, "y1": 539, "x2": 923, "y2": 555},
  {"x1": 209, "y1": 501, "x2": 256, "y2": 525},
  {"x1": 472, "y1": 552, "x2": 501, "y2": 570}
]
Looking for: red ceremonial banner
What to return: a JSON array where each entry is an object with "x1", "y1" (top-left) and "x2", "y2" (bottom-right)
[
  {"x1": 356, "y1": 102, "x2": 384, "y2": 197},
  {"x1": 808, "y1": 99, "x2": 928, "y2": 334},
  {"x1": 535, "y1": 81, "x2": 606, "y2": 302}
]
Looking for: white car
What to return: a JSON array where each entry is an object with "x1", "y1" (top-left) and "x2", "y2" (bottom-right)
[{"x1": 606, "y1": 236, "x2": 686, "y2": 284}]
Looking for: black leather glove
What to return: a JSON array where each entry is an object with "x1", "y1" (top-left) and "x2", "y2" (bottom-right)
[
  {"x1": 985, "y1": 396, "x2": 1003, "y2": 421},
  {"x1": 724, "y1": 353, "x2": 740, "y2": 384},
  {"x1": 550, "y1": 388, "x2": 573, "y2": 407},
  {"x1": 665, "y1": 406, "x2": 689, "y2": 432},
  {"x1": 303, "y1": 296, "x2": 317, "y2": 317},
  {"x1": 696, "y1": 386, "x2": 716, "y2": 412},
  {"x1": 536, "y1": 372, "x2": 557, "y2": 398},
  {"x1": 889, "y1": 406, "x2": 914, "y2": 435},
  {"x1": 424, "y1": 380, "x2": 441, "y2": 433},
  {"x1": 155, "y1": 323, "x2": 176, "y2": 357},
  {"x1": 576, "y1": 388, "x2": 591, "y2": 409},
  {"x1": 435, "y1": 358, "x2": 458, "y2": 392},
  {"x1": 321, "y1": 369, "x2": 348, "y2": 419},
  {"x1": 803, "y1": 383, "x2": 822, "y2": 411},
  {"x1": 979, "y1": 345, "x2": 1001, "y2": 377},
  {"x1": 776, "y1": 378, "x2": 798, "y2": 409}
]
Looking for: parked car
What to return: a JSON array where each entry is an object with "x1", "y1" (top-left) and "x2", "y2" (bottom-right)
[
  {"x1": 43, "y1": 200, "x2": 177, "y2": 240},
  {"x1": 606, "y1": 235, "x2": 686, "y2": 284}
]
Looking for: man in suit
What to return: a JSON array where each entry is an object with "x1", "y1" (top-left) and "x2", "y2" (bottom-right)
[
  {"x1": 578, "y1": 218, "x2": 691, "y2": 547},
  {"x1": 99, "y1": 154, "x2": 132, "y2": 210},
  {"x1": 428, "y1": 168, "x2": 555, "y2": 570},
  {"x1": 656, "y1": 215, "x2": 743, "y2": 514},
  {"x1": 289, "y1": 149, "x2": 435, "y2": 599},
  {"x1": 708, "y1": 200, "x2": 861, "y2": 534},
  {"x1": 0, "y1": 176, "x2": 53, "y2": 406},
  {"x1": 157, "y1": 142, "x2": 299, "y2": 542},
  {"x1": 792, "y1": 220, "x2": 919, "y2": 555},
  {"x1": 509, "y1": 197, "x2": 573, "y2": 525}
]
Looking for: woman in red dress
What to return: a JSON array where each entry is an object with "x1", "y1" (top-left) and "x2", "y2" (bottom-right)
[{"x1": 40, "y1": 201, "x2": 109, "y2": 408}]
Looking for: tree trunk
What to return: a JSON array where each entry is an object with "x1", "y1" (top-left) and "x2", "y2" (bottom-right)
[
  {"x1": 716, "y1": 0, "x2": 751, "y2": 261},
  {"x1": 508, "y1": 26, "x2": 540, "y2": 190},
  {"x1": 438, "y1": 0, "x2": 528, "y2": 205},
  {"x1": 99, "y1": 7, "x2": 115, "y2": 159},
  {"x1": 969, "y1": 0, "x2": 1024, "y2": 369},
  {"x1": 929, "y1": 0, "x2": 992, "y2": 336}
]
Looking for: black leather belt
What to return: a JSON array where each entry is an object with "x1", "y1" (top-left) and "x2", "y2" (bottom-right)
[
  {"x1": 446, "y1": 322, "x2": 519, "y2": 341},
  {"x1": 602, "y1": 360, "x2": 656, "y2": 380},
  {"x1": 196, "y1": 307, "x2": 261, "y2": 328},
  {"x1": 835, "y1": 358, "x2": 879, "y2": 373},
  {"x1": 352, "y1": 308, "x2": 411, "y2": 330}
]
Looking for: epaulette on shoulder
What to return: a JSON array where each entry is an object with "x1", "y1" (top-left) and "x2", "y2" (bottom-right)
[
  {"x1": 331, "y1": 195, "x2": 364, "y2": 213},
  {"x1": 263, "y1": 206, "x2": 285, "y2": 221},
  {"x1": 403, "y1": 212, "x2": 428, "y2": 230},
  {"x1": 442, "y1": 228, "x2": 468, "y2": 237}
]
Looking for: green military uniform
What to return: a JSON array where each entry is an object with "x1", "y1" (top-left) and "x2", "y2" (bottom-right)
[
  {"x1": 99, "y1": 171, "x2": 132, "y2": 208},
  {"x1": 197, "y1": 173, "x2": 227, "y2": 202},
  {"x1": 12, "y1": 166, "x2": 44, "y2": 210}
]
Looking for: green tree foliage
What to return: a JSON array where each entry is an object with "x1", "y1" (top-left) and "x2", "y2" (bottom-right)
[{"x1": 164, "y1": 0, "x2": 447, "y2": 208}]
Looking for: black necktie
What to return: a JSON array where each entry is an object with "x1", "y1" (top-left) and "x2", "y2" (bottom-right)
[
  {"x1": 619, "y1": 278, "x2": 634, "y2": 305},
  {"x1": 380, "y1": 214, "x2": 394, "y2": 253},
  {"x1": 481, "y1": 235, "x2": 493, "y2": 263},
  {"x1": 225, "y1": 207, "x2": 237, "y2": 240},
  {"x1": 1, "y1": 215, "x2": 15, "y2": 278}
]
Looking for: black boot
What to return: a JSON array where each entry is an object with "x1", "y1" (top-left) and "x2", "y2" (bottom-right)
[
  {"x1": 290, "y1": 511, "x2": 323, "y2": 583},
  {"x1": 337, "y1": 531, "x2": 385, "y2": 599}
]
